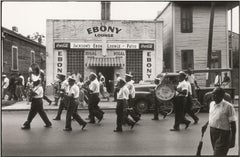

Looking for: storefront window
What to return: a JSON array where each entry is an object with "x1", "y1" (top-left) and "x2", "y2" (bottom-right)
[{"x1": 67, "y1": 50, "x2": 84, "y2": 78}]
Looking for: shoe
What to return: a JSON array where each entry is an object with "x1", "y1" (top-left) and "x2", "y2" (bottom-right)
[
  {"x1": 130, "y1": 122, "x2": 136, "y2": 129},
  {"x1": 194, "y1": 118, "x2": 199, "y2": 124},
  {"x1": 21, "y1": 125, "x2": 30, "y2": 130},
  {"x1": 152, "y1": 118, "x2": 159, "y2": 121},
  {"x1": 44, "y1": 124, "x2": 52, "y2": 128},
  {"x1": 81, "y1": 123, "x2": 87, "y2": 130},
  {"x1": 185, "y1": 121, "x2": 191, "y2": 129},
  {"x1": 63, "y1": 128, "x2": 72, "y2": 131},
  {"x1": 53, "y1": 117, "x2": 60, "y2": 120},
  {"x1": 113, "y1": 129, "x2": 122, "y2": 132},
  {"x1": 98, "y1": 117, "x2": 103, "y2": 123},
  {"x1": 170, "y1": 128, "x2": 180, "y2": 131}
]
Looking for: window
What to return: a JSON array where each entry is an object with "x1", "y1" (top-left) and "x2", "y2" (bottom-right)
[
  {"x1": 181, "y1": 50, "x2": 194, "y2": 70},
  {"x1": 181, "y1": 7, "x2": 193, "y2": 33},
  {"x1": 210, "y1": 50, "x2": 221, "y2": 85},
  {"x1": 31, "y1": 50, "x2": 35, "y2": 64},
  {"x1": 12, "y1": 46, "x2": 18, "y2": 71},
  {"x1": 67, "y1": 50, "x2": 84, "y2": 78}
]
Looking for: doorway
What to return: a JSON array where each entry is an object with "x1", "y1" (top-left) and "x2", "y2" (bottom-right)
[{"x1": 96, "y1": 67, "x2": 114, "y2": 93}]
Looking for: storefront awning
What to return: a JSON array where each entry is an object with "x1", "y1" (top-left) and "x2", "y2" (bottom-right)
[{"x1": 87, "y1": 56, "x2": 124, "y2": 67}]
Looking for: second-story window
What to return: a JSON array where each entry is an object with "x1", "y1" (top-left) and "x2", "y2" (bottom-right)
[
  {"x1": 181, "y1": 6, "x2": 193, "y2": 33},
  {"x1": 31, "y1": 50, "x2": 35, "y2": 64}
]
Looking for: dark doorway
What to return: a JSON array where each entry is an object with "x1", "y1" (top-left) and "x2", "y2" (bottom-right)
[{"x1": 96, "y1": 67, "x2": 114, "y2": 93}]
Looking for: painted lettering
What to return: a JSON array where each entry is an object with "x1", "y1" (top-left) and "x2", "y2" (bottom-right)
[
  {"x1": 87, "y1": 28, "x2": 92, "y2": 34},
  {"x1": 147, "y1": 74, "x2": 151, "y2": 78},
  {"x1": 58, "y1": 51, "x2": 62, "y2": 56},
  {"x1": 147, "y1": 63, "x2": 152, "y2": 67},
  {"x1": 57, "y1": 68, "x2": 63, "y2": 73},
  {"x1": 115, "y1": 28, "x2": 122, "y2": 34},
  {"x1": 93, "y1": 27, "x2": 99, "y2": 33}
]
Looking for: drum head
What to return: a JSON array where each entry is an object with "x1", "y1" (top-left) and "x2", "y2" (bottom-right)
[{"x1": 155, "y1": 83, "x2": 175, "y2": 101}]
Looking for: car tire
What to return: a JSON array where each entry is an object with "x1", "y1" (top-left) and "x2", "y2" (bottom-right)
[{"x1": 135, "y1": 100, "x2": 149, "y2": 113}]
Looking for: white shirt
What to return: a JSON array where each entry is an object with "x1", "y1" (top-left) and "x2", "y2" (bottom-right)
[
  {"x1": 209, "y1": 99, "x2": 237, "y2": 131},
  {"x1": 126, "y1": 81, "x2": 135, "y2": 98},
  {"x1": 72, "y1": 73, "x2": 81, "y2": 83},
  {"x1": 89, "y1": 78, "x2": 100, "y2": 93},
  {"x1": 61, "y1": 79, "x2": 69, "y2": 91},
  {"x1": 2, "y1": 77, "x2": 9, "y2": 89},
  {"x1": 187, "y1": 74, "x2": 195, "y2": 84},
  {"x1": 66, "y1": 84, "x2": 79, "y2": 98},
  {"x1": 32, "y1": 85, "x2": 43, "y2": 98},
  {"x1": 117, "y1": 85, "x2": 129, "y2": 100},
  {"x1": 176, "y1": 80, "x2": 188, "y2": 96},
  {"x1": 186, "y1": 80, "x2": 192, "y2": 96}
]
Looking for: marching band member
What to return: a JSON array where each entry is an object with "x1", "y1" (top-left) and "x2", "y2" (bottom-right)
[{"x1": 63, "y1": 76, "x2": 87, "y2": 131}]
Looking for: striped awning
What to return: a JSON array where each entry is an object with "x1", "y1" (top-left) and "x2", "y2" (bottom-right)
[{"x1": 87, "y1": 56, "x2": 124, "y2": 67}]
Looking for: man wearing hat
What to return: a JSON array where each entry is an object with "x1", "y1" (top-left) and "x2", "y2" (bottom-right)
[
  {"x1": 22, "y1": 77, "x2": 52, "y2": 129},
  {"x1": 2, "y1": 74, "x2": 9, "y2": 100},
  {"x1": 63, "y1": 76, "x2": 87, "y2": 131},
  {"x1": 151, "y1": 77, "x2": 167, "y2": 120},
  {"x1": 170, "y1": 71, "x2": 191, "y2": 131},
  {"x1": 88, "y1": 72, "x2": 104, "y2": 124},
  {"x1": 114, "y1": 78, "x2": 135, "y2": 132},
  {"x1": 202, "y1": 87, "x2": 237, "y2": 156},
  {"x1": 125, "y1": 73, "x2": 140, "y2": 123}
]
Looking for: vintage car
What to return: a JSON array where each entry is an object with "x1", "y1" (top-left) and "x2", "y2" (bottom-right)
[{"x1": 134, "y1": 73, "x2": 179, "y2": 114}]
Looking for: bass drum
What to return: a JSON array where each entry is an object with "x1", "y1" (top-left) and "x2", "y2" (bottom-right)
[{"x1": 155, "y1": 83, "x2": 175, "y2": 101}]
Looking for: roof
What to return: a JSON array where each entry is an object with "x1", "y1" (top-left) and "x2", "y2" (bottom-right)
[{"x1": 2, "y1": 27, "x2": 45, "y2": 48}]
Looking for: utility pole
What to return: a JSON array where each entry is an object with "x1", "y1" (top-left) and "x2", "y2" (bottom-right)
[{"x1": 206, "y1": 2, "x2": 215, "y2": 87}]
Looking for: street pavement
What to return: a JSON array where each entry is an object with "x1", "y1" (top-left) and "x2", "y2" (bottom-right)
[{"x1": 2, "y1": 110, "x2": 239, "y2": 156}]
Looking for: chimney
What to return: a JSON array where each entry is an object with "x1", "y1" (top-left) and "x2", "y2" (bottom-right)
[
  {"x1": 101, "y1": 1, "x2": 111, "y2": 20},
  {"x1": 12, "y1": 26, "x2": 18, "y2": 33}
]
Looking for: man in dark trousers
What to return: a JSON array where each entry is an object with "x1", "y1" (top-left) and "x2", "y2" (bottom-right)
[
  {"x1": 114, "y1": 78, "x2": 135, "y2": 132},
  {"x1": 21, "y1": 77, "x2": 52, "y2": 129},
  {"x1": 151, "y1": 77, "x2": 167, "y2": 120},
  {"x1": 170, "y1": 71, "x2": 191, "y2": 131},
  {"x1": 63, "y1": 76, "x2": 87, "y2": 131},
  {"x1": 88, "y1": 72, "x2": 104, "y2": 124},
  {"x1": 202, "y1": 87, "x2": 236, "y2": 156}
]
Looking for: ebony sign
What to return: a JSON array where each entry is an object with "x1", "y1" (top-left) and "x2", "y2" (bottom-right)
[
  {"x1": 139, "y1": 43, "x2": 154, "y2": 50},
  {"x1": 55, "y1": 43, "x2": 70, "y2": 49}
]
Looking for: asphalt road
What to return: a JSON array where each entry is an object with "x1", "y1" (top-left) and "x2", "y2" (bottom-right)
[{"x1": 2, "y1": 110, "x2": 239, "y2": 156}]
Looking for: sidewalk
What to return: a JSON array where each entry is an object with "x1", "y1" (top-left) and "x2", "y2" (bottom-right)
[{"x1": 2, "y1": 95, "x2": 117, "y2": 111}]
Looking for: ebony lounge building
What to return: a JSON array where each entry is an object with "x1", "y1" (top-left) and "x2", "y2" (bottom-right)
[{"x1": 46, "y1": 6, "x2": 163, "y2": 92}]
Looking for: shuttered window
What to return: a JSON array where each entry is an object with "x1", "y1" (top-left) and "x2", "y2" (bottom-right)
[
  {"x1": 181, "y1": 7, "x2": 193, "y2": 33},
  {"x1": 12, "y1": 46, "x2": 18, "y2": 71},
  {"x1": 181, "y1": 50, "x2": 194, "y2": 70}
]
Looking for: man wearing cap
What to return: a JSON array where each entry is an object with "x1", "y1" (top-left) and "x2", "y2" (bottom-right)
[
  {"x1": 53, "y1": 74, "x2": 68, "y2": 120},
  {"x1": 114, "y1": 78, "x2": 135, "y2": 132},
  {"x1": 151, "y1": 77, "x2": 167, "y2": 120},
  {"x1": 202, "y1": 87, "x2": 237, "y2": 156},
  {"x1": 88, "y1": 72, "x2": 104, "y2": 124},
  {"x1": 125, "y1": 73, "x2": 140, "y2": 123},
  {"x1": 63, "y1": 76, "x2": 87, "y2": 131},
  {"x1": 21, "y1": 78, "x2": 52, "y2": 129},
  {"x1": 2, "y1": 74, "x2": 9, "y2": 100},
  {"x1": 170, "y1": 71, "x2": 191, "y2": 131}
]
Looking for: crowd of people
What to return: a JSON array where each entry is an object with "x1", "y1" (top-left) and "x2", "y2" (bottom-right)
[{"x1": 2, "y1": 63, "x2": 236, "y2": 156}]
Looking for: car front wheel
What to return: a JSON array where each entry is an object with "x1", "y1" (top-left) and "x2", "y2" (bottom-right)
[{"x1": 135, "y1": 100, "x2": 149, "y2": 113}]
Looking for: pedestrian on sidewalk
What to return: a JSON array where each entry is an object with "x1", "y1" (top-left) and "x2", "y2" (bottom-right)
[
  {"x1": 170, "y1": 71, "x2": 191, "y2": 131},
  {"x1": 202, "y1": 87, "x2": 237, "y2": 156},
  {"x1": 88, "y1": 72, "x2": 104, "y2": 124},
  {"x1": 63, "y1": 76, "x2": 87, "y2": 131},
  {"x1": 114, "y1": 78, "x2": 135, "y2": 132},
  {"x1": 21, "y1": 77, "x2": 52, "y2": 129},
  {"x1": 8, "y1": 73, "x2": 17, "y2": 101}
]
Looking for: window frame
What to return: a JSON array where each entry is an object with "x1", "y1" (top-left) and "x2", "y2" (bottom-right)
[
  {"x1": 181, "y1": 6, "x2": 193, "y2": 33},
  {"x1": 11, "y1": 45, "x2": 19, "y2": 71}
]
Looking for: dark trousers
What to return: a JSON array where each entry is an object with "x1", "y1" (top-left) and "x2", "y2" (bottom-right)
[
  {"x1": 65, "y1": 99, "x2": 86, "y2": 129},
  {"x1": 152, "y1": 94, "x2": 167, "y2": 119},
  {"x1": 24, "y1": 98, "x2": 51, "y2": 127},
  {"x1": 210, "y1": 127, "x2": 230, "y2": 156},
  {"x1": 116, "y1": 99, "x2": 135, "y2": 131},
  {"x1": 173, "y1": 96, "x2": 190, "y2": 129},
  {"x1": 128, "y1": 97, "x2": 140, "y2": 122},
  {"x1": 55, "y1": 98, "x2": 66, "y2": 119},
  {"x1": 89, "y1": 94, "x2": 104, "y2": 123},
  {"x1": 185, "y1": 94, "x2": 199, "y2": 122}
]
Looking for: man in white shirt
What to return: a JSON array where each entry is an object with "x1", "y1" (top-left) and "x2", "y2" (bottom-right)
[
  {"x1": 170, "y1": 71, "x2": 191, "y2": 131},
  {"x1": 88, "y1": 72, "x2": 104, "y2": 124},
  {"x1": 22, "y1": 78, "x2": 52, "y2": 129},
  {"x1": 202, "y1": 87, "x2": 237, "y2": 156},
  {"x1": 114, "y1": 72, "x2": 121, "y2": 101},
  {"x1": 63, "y1": 76, "x2": 87, "y2": 131},
  {"x1": 114, "y1": 78, "x2": 135, "y2": 132},
  {"x1": 2, "y1": 74, "x2": 9, "y2": 100}
]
